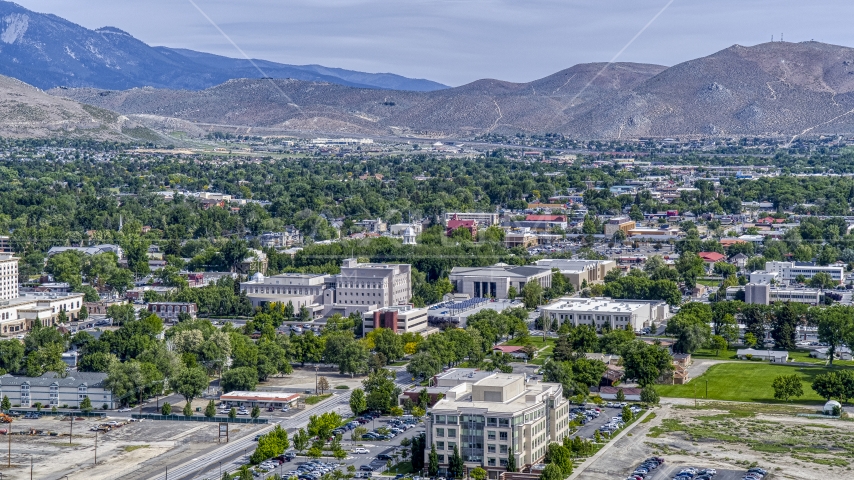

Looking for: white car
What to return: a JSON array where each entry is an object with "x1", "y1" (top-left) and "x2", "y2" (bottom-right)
[
  {"x1": 118, "y1": 407, "x2": 132, "y2": 412},
  {"x1": 352, "y1": 448, "x2": 370, "y2": 454}
]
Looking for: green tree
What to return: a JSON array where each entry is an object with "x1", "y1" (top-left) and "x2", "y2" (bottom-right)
[
  {"x1": 814, "y1": 305, "x2": 854, "y2": 366},
  {"x1": 170, "y1": 366, "x2": 208, "y2": 404},
  {"x1": 621, "y1": 340, "x2": 673, "y2": 387},
  {"x1": 349, "y1": 388, "x2": 367, "y2": 416},
  {"x1": 507, "y1": 447, "x2": 516, "y2": 472},
  {"x1": 161, "y1": 402, "x2": 172, "y2": 415},
  {"x1": 251, "y1": 405, "x2": 260, "y2": 419},
  {"x1": 615, "y1": 389, "x2": 625, "y2": 402},
  {"x1": 546, "y1": 443, "x2": 573, "y2": 476},
  {"x1": 812, "y1": 372, "x2": 847, "y2": 401},
  {"x1": 307, "y1": 411, "x2": 342, "y2": 440},
  {"x1": 640, "y1": 386, "x2": 659, "y2": 405},
  {"x1": 205, "y1": 399, "x2": 216, "y2": 417},
  {"x1": 665, "y1": 310, "x2": 712, "y2": 354},
  {"x1": 709, "y1": 335, "x2": 728, "y2": 356},
  {"x1": 772, "y1": 374, "x2": 804, "y2": 402},
  {"x1": 363, "y1": 369, "x2": 401, "y2": 413},
  {"x1": 228, "y1": 407, "x2": 236, "y2": 419},
  {"x1": 743, "y1": 332, "x2": 758, "y2": 348},
  {"x1": 183, "y1": 402, "x2": 193, "y2": 417},
  {"x1": 428, "y1": 443, "x2": 439, "y2": 476},
  {"x1": 293, "y1": 428, "x2": 310, "y2": 456},
  {"x1": 507, "y1": 286, "x2": 517, "y2": 300},
  {"x1": 448, "y1": 445, "x2": 464, "y2": 478},
  {"x1": 540, "y1": 463, "x2": 563, "y2": 480},
  {"x1": 522, "y1": 281, "x2": 544, "y2": 309},
  {"x1": 621, "y1": 405, "x2": 633, "y2": 423},
  {"x1": 1, "y1": 395, "x2": 10, "y2": 412},
  {"x1": 470, "y1": 467, "x2": 488, "y2": 480},
  {"x1": 221, "y1": 366, "x2": 258, "y2": 393}
]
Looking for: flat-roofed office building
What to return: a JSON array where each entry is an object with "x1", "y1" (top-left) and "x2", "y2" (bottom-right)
[{"x1": 425, "y1": 370, "x2": 570, "y2": 479}]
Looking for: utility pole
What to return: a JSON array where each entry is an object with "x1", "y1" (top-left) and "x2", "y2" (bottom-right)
[
  {"x1": 7, "y1": 426, "x2": 10, "y2": 468},
  {"x1": 70, "y1": 414, "x2": 73, "y2": 444},
  {"x1": 29, "y1": 454, "x2": 32, "y2": 480},
  {"x1": 94, "y1": 430, "x2": 98, "y2": 465}
]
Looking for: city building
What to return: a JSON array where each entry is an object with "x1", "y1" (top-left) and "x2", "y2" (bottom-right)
[
  {"x1": 764, "y1": 261, "x2": 845, "y2": 285},
  {"x1": 237, "y1": 249, "x2": 268, "y2": 275},
  {"x1": 749, "y1": 271, "x2": 780, "y2": 284},
  {"x1": 534, "y1": 259, "x2": 616, "y2": 290},
  {"x1": 725, "y1": 284, "x2": 823, "y2": 305},
  {"x1": 627, "y1": 226, "x2": 679, "y2": 237},
  {"x1": 425, "y1": 370, "x2": 570, "y2": 479},
  {"x1": 354, "y1": 219, "x2": 387, "y2": 234},
  {"x1": 0, "y1": 292, "x2": 85, "y2": 336},
  {"x1": 219, "y1": 391, "x2": 300, "y2": 409},
  {"x1": 604, "y1": 216, "x2": 636, "y2": 237},
  {"x1": 147, "y1": 302, "x2": 198, "y2": 322},
  {"x1": 337, "y1": 258, "x2": 412, "y2": 308},
  {"x1": 47, "y1": 244, "x2": 122, "y2": 258},
  {"x1": 240, "y1": 259, "x2": 412, "y2": 318},
  {"x1": 0, "y1": 236, "x2": 11, "y2": 254},
  {"x1": 540, "y1": 297, "x2": 670, "y2": 332},
  {"x1": 363, "y1": 304, "x2": 431, "y2": 335},
  {"x1": 504, "y1": 232, "x2": 537, "y2": 248},
  {"x1": 449, "y1": 264, "x2": 552, "y2": 299},
  {"x1": 698, "y1": 252, "x2": 727, "y2": 266},
  {"x1": 0, "y1": 253, "x2": 19, "y2": 300},
  {"x1": 389, "y1": 223, "x2": 423, "y2": 236},
  {"x1": 446, "y1": 215, "x2": 478, "y2": 238},
  {"x1": 402, "y1": 227, "x2": 417, "y2": 245},
  {"x1": 443, "y1": 213, "x2": 500, "y2": 227},
  {"x1": 0, "y1": 372, "x2": 114, "y2": 409}
]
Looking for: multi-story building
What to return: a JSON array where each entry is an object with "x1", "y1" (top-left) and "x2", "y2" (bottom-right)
[
  {"x1": 764, "y1": 261, "x2": 845, "y2": 285},
  {"x1": 239, "y1": 259, "x2": 412, "y2": 318},
  {"x1": 363, "y1": 304, "x2": 430, "y2": 335},
  {"x1": 354, "y1": 219, "x2": 387, "y2": 234},
  {"x1": 540, "y1": 297, "x2": 670, "y2": 332},
  {"x1": 0, "y1": 292, "x2": 85, "y2": 336},
  {"x1": 0, "y1": 253, "x2": 19, "y2": 300},
  {"x1": 0, "y1": 371, "x2": 114, "y2": 409},
  {"x1": 0, "y1": 237, "x2": 11, "y2": 254},
  {"x1": 449, "y1": 264, "x2": 552, "y2": 299},
  {"x1": 241, "y1": 272, "x2": 329, "y2": 312},
  {"x1": 389, "y1": 223, "x2": 423, "y2": 236},
  {"x1": 147, "y1": 302, "x2": 198, "y2": 322},
  {"x1": 425, "y1": 370, "x2": 570, "y2": 479},
  {"x1": 725, "y1": 284, "x2": 823, "y2": 305},
  {"x1": 444, "y1": 212, "x2": 500, "y2": 228},
  {"x1": 47, "y1": 244, "x2": 122, "y2": 258},
  {"x1": 604, "y1": 216, "x2": 636, "y2": 237},
  {"x1": 534, "y1": 259, "x2": 616, "y2": 290},
  {"x1": 337, "y1": 258, "x2": 411, "y2": 307}
]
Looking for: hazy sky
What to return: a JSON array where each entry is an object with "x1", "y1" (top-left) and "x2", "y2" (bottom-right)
[{"x1": 13, "y1": 0, "x2": 854, "y2": 86}]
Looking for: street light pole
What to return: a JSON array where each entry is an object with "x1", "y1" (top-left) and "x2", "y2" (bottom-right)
[{"x1": 315, "y1": 365, "x2": 319, "y2": 395}]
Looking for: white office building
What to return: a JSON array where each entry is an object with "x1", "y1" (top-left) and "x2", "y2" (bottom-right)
[
  {"x1": 425, "y1": 370, "x2": 570, "y2": 479},
  {"x1": 239, "y1": 259, "x2": 412, "y2": 318},
  {"x1": 540, "y1": 297, "x2": 670, "y2": 332},
  {"x1": 0, "y1": 253, "x2": 18, "y2": 301},
  {"x1": 449, "y1": 264, "x2": 552, "y2": 299},
  {"x1": 725, "y1": 284, "x2": 823, "y2": 305},
  {"x1": 764, "y1": 261, "x2": 844, "y2": 284},
  {"x1": 443, "y1": 213, "x2": 500, "y2": 227},
  {"x1": 363, "y1": 304, "x2": 431, "y2": 335}
]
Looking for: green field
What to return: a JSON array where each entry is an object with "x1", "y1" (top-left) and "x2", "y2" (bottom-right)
[{"x1": 655, "y1": 362, "x2": 844, "y2": 403}]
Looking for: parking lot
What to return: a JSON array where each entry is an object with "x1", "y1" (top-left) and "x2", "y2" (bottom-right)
[
  {"x1": 641, "y1": 465, "x2": 762, "y2": 480},
  {"x1": 571, "y1": 404, "x2": 644, "y2": 440}
]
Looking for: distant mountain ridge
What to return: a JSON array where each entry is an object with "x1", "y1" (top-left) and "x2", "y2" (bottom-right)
[
  {"x1": 0, "y1": 1, "x2": 447, "y2": 92},
  {"x1": 50, "y1": 41, "x2": 854, "y2": 139}
]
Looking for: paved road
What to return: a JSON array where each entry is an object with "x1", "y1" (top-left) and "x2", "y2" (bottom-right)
[{"x1": 146, "y1": 369, "x2": 415, "y2": 480}]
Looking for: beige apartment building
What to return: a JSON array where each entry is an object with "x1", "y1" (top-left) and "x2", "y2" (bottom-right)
[
  {"x1": 362, "y1": 304, "x2": 431, "y2": 335},
  {"x1": 425, "y1": 369, "x2": 570, "y2": 479},
  {"x1": 535, "y1": 259, "x2": 616, "y2": 290},
  {"x1": 603, "y1": 216, "x2": 636, "y2": 237}
]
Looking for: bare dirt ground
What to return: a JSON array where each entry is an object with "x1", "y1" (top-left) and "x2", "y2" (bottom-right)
[
  {"x1": 575, "y1": 398, "x2": 854, "y2": 480},
  {"x1": 0, "y1": 414, "x2": 265, "y2": 479},
  {"x1": 263, "y1": 365, "x2": 369, "y2": 391}
]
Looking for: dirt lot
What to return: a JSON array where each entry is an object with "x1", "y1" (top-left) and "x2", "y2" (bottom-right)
[
  {"x1": 0, "y1": 414, "x2": 265, "y2": 479},
  {"x1": 575, "y1": 399, "x2": 854, "y2": 480},
  {"x1": 263, "y1": 365, "x2": 370, "y2": 391}
]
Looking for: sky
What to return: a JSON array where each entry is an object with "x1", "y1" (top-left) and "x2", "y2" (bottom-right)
[{"x1": 12, "y1": 0, "x2": 854, "y2": 86}]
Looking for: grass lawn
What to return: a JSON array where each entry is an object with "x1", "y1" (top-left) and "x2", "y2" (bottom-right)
[
  {"x1": 387, "y1": 360, "x2": 409, "y2": 367},
  {"x1": 503, "y1": 336, "x2": 555, "y2": 348},
  {"x1": 304, "y1": 394, "x2": 333, "y2": 405},
  {"x1": 386, "y1": 462, "x2": 414, "y2": 474},
  {"x1": 696, "y1": 279, "x2": 721, "y2": 287},
  {"x1": 691, "y1": 348, "x2": 737, "y2": 361},
  {"x1": 655, "y1": 362, "x2": 845, "y2": 404}
]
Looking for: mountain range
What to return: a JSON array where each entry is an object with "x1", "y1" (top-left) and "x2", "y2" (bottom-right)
[
  {"x1": 0, "y1": 1, "x2": 446, "y2": 92},
  {"x1": 50, "y1": 41, "x2": 854, "y2": 140},
  {"x1": 6, "y1": 1, "x2": 854, "y2": 140}
]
